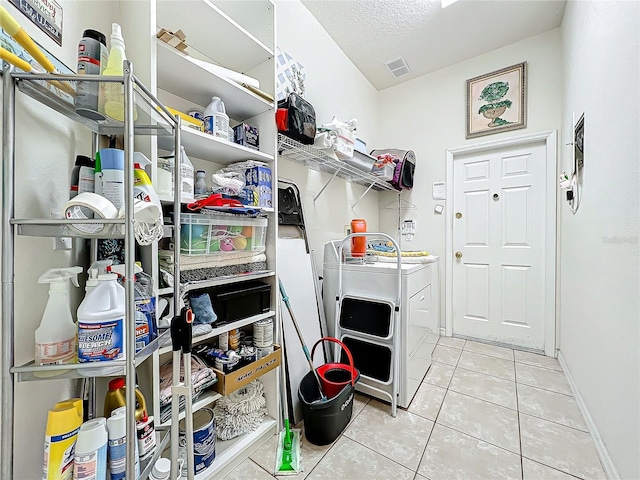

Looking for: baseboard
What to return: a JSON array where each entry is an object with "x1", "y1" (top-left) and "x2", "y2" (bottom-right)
[
  {"x1": 557, "y1": 351, "x2": 620, "y2": 480},
  {"x1": 439, "y1": 327, "x2": 446, "y2": 336}
]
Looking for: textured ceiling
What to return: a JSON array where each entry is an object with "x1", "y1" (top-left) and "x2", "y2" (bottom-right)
[{"x1": 301, "y1": 0, "x2": 567, "y2": 90}]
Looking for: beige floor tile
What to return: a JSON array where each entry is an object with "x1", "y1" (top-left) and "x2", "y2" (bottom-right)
[
  {"x1": 520, "y1": 413, "x2": 606, "y2": 479},
  {"x1": 458, "y1": 350, "x2": 516, "y2": 381},
  {"x1": 522, "y1": 458, "x2": 578, "y2": 480},
  {"x1": 437, "y1": 390, "x2": 520, "y2": 454},
  {"x1": 437, "y1": 336, "x2": 466, "y2": 350},
  {"x1": 225, "y1": 459, "x2": 276, "y2": 480},
  {"x1": 431, "y1": 345, "x2": 462, "y2": 366},
  {"x1": 418, "y1": 423, "x2": 522, "y2": 480},
  {"x1": 343, "y1": 399, "x2": 434, "y2": 470},
  {"x1": 449, "y1": 367, "x2": 517, "y2": 410},
  {"x1": 250, "y1": 430, "x2": 332, "y2": 479},
  {"x1": 464, "y1": 340, "x2": 514, "y2": 360},
  {"x1": 516, "y1": 363, "x2": 572, "y2": 395},
  {"x1": 517, "y1": 383, "x2": 587, "y2": 431},
  {"x1": 408, "y1": 382, "x2": 447, "y2": 421},
  {"x1": 515, "y1": 350, "x2": 563, "y2": 371},
  {"x1": 424, "y1": 361, "x2": 455, "y2": 388},
  {"x1": 306, "y1": 436, "x2": 414, "y2": 480},
  {"x1": 352, "y1": 392, "x2": 370, "y2": 419}
]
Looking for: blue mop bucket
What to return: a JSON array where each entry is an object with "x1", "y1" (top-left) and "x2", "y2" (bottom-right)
[{"x1": 298, "y1": 339, "x2": 360, "y2": 445}]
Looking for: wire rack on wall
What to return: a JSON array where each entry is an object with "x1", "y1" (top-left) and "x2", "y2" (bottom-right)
[{"x1": 278, "y1": 134, "x2": 398, "y2": 206}]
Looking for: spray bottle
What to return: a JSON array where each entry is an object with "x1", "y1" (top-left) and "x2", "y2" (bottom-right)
[
  {"x1": 101, "y1": 23, "x2": 137, "y2": 121},
  {"x1": 35, "y1": 267, "x2": 82, "y2": 374},
  {"x1": 85, "y1": 260, "x2": 113, "y2": 294},
  {"x1": 133, "y1": 152, "x2": 162, "y2": 209},
  {"x1": 107, "y1": 407, "x2": 140, "y2": 480}
]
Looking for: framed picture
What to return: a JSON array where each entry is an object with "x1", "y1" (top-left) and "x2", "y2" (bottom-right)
[
  {"x1": 466, "y1": 62, "x2": 527, "y2": 139},
  {"x1": 574, "y1": 112, "x2": 584, "y2": 172}
]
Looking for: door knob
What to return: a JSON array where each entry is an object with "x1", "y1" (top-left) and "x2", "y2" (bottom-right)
[
  {"x1": 455, "y1": 212, "x2": 462, "y2": 219},
  {"x1": 493, "y1": 193, "x2": 499, "y2": 200},
  {"x1": 455, "y1": 251, "x2": 463, "y2": 259}
]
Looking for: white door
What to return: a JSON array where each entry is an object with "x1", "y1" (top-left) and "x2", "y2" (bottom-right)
[{"x1": 452, "y1": 141, "x2": 547, "y2": 350}]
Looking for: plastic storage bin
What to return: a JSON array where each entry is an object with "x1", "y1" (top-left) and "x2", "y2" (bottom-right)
[{"x1": 180, "y1": 213, "x2": 267, "y2": 256}]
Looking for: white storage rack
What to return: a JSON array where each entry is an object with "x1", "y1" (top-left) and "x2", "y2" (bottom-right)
[{"x1": 1, "y1": 61, "x2": 180, "y2": 479}]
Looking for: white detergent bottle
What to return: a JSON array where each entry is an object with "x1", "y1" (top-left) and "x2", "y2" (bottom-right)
[
  {"x1": 77, "y1": 273, "x2": 125, "y2": 375},
  {"x1": 74, "y1": 418, "x2": 108, "y2": 480},
  {"x1": 107, "y1": 407, "x2": 140, "y2": 480},
  {"x1": 133, "y1": 152, "x2": 162, "y2": 210},
  {"x1": 35, "y1": 267, "x2": 83, "y2": 376},
  {"x1": 203, "y1": 96, "x2": 229, "y2": 139}
]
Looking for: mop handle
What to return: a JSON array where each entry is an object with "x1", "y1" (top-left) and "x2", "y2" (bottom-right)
[
  {"x1": 182, "y1": 310, "x2": 195, "y2": 479},
  {"x1": 170, "y1": 349, "x2": 180, "y2": 480},
  {"x1": 279, "y1": 279, "x2": 327, "y2": 400}
]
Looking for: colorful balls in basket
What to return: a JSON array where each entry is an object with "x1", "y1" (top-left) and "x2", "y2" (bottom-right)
[
  {"x1": 232, "y1": 236, "x2": 247, "y2": 250},
  {"x1": 208, "y1": 238, "x2": 220, "y2": 253},
  {"x1": 220, "y1": 238, "x2": 234, "y2": 252}
]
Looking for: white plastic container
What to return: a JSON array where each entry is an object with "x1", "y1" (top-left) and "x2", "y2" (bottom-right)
[
  {"x1": 158, "y1": 147, "x2": 194, "y2": 202},
  {"x1": 107, "y1": 407, "x2": 140, "y2": 480},
  {"x1": 149, "y1": 458, "x2": 171, "y2": 480},
  {"x1": 77, "y1": 273, "x2": 126, "y2": 375},
  {"x1": 203, "y1": 96, "x2": 229, "y2": 139},
  {"x1": 180, "y1": 213, "x2": 267, "y2": 256},
  {"x1": 35, "y1": 267, "x2": 82, "y2": 370},
  {"x1": 73, "y1": 418, "x2": 108, "y2": 480}
]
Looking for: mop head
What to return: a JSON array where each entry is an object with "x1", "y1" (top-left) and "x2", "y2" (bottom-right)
[
  {"x1": 275, "y1": 422, "x2": 302, "y2": 475},
  {"x1": 213, "y1": 380, "x2": 268, "y2": 440}
]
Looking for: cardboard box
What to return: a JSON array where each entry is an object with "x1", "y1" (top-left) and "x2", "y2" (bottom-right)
[
  {"x1": 156, "y1": 28, "x2": 188, "y2": 53},
  {"x1": 233, "y1": 123, "x2": 259, "y2": 150},
  {"x1": 241, "y1": 166, "x2": 272, "y2": 208},
  {"x1": 212, "y1": 345, "x2": 281, "y2": 395}
]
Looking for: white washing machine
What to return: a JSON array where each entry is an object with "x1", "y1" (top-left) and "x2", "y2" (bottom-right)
[{"x1": 322, "y1": 240, "x2": 440, "y2": 409}]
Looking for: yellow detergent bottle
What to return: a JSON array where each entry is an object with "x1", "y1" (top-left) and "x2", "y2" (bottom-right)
[
  {"x1": 43, "y1": 398, "x2": 83, "y2": 480},
  {"x1": 101, "y1": 23, "x2": 137, "y2": 122}
]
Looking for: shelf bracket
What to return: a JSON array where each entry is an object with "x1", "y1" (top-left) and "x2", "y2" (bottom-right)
[
  {"x1": 313, "y1": 166, "x2": 343, "y2": 202},
  {"x1": 351, "y1": 181, "x2": 376, "y2": 209}
]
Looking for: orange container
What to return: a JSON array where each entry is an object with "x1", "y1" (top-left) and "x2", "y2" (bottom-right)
[{"x1": 350, "y1": 219, "x2": 367, "y2": 257}]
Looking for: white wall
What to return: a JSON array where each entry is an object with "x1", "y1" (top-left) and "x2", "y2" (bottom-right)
[
  {"x1": 275, "y1": 0, "x2": 381, "y2": 269},
  {"x1": 559, "y1": 2, "x2": 640, "y2": 478},
  {"x1": 375, "y1": 29, "x2": 563, "y2": 320}
]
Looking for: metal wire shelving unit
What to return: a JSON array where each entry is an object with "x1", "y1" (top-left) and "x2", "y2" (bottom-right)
[{"x1": 1, "y1": 61, "x2": 180, "y2": 480}]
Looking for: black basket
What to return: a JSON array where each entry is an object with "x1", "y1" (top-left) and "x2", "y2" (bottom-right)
[{"x1": 298, "y1": 369, "x2": 359, "y2": 445}]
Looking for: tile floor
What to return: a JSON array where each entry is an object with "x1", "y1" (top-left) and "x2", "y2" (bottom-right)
[{"x1": 224, "y1": 338, "x2": 607, "y2": 480}]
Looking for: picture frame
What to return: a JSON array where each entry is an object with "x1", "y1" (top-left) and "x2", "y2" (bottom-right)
[{"x1": 466, "y1": 62, "x2": 527, "y2": 139}]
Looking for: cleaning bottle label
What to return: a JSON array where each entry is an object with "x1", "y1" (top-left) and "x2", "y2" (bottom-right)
[
  {"x1": 107, "y1": 437, "x2": 126, "y2": 479},
  {"x1": 36, "y1": 338, "x2": 75, "y2": 365},
  {"x1": 43, "y1": 429, "x2": 78, "y2": 480},
  {"x1": 77, "y1": 319, "x2": 124, "y2": 362},
  {"x1": 73, "y1": 444, "x2": 107, "y2": 480}
]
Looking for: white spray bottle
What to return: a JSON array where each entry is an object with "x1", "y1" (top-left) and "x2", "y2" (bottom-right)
[{"x1": 35, "y1": 267, "x2": 83, "y2": 372}]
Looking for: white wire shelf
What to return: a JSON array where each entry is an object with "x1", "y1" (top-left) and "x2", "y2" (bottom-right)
[
  {"x1": 277, "y1": 134, "x2": 398, "y2": 193},
  {"x1": 158, "y1": 310, "x2": 276, "y2": 356}
]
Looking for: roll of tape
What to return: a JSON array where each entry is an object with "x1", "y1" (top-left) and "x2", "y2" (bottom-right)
[{"x1": 63, "y1": 192, "x2": 118, "y2": 235}]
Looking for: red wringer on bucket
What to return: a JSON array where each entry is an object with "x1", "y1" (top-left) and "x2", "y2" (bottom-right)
[{"x1": 312, "y1": 337, "x2": 358, "y2": 399}]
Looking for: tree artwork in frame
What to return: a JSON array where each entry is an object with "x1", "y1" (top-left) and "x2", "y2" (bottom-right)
[{"x1": 466, "y1": 62, "x2": 527, "y2": 139}]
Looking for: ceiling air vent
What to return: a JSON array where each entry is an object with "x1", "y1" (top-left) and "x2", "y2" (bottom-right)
[{"x1": 385, "y1": 56, "x2": 411, "y2": 78}]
